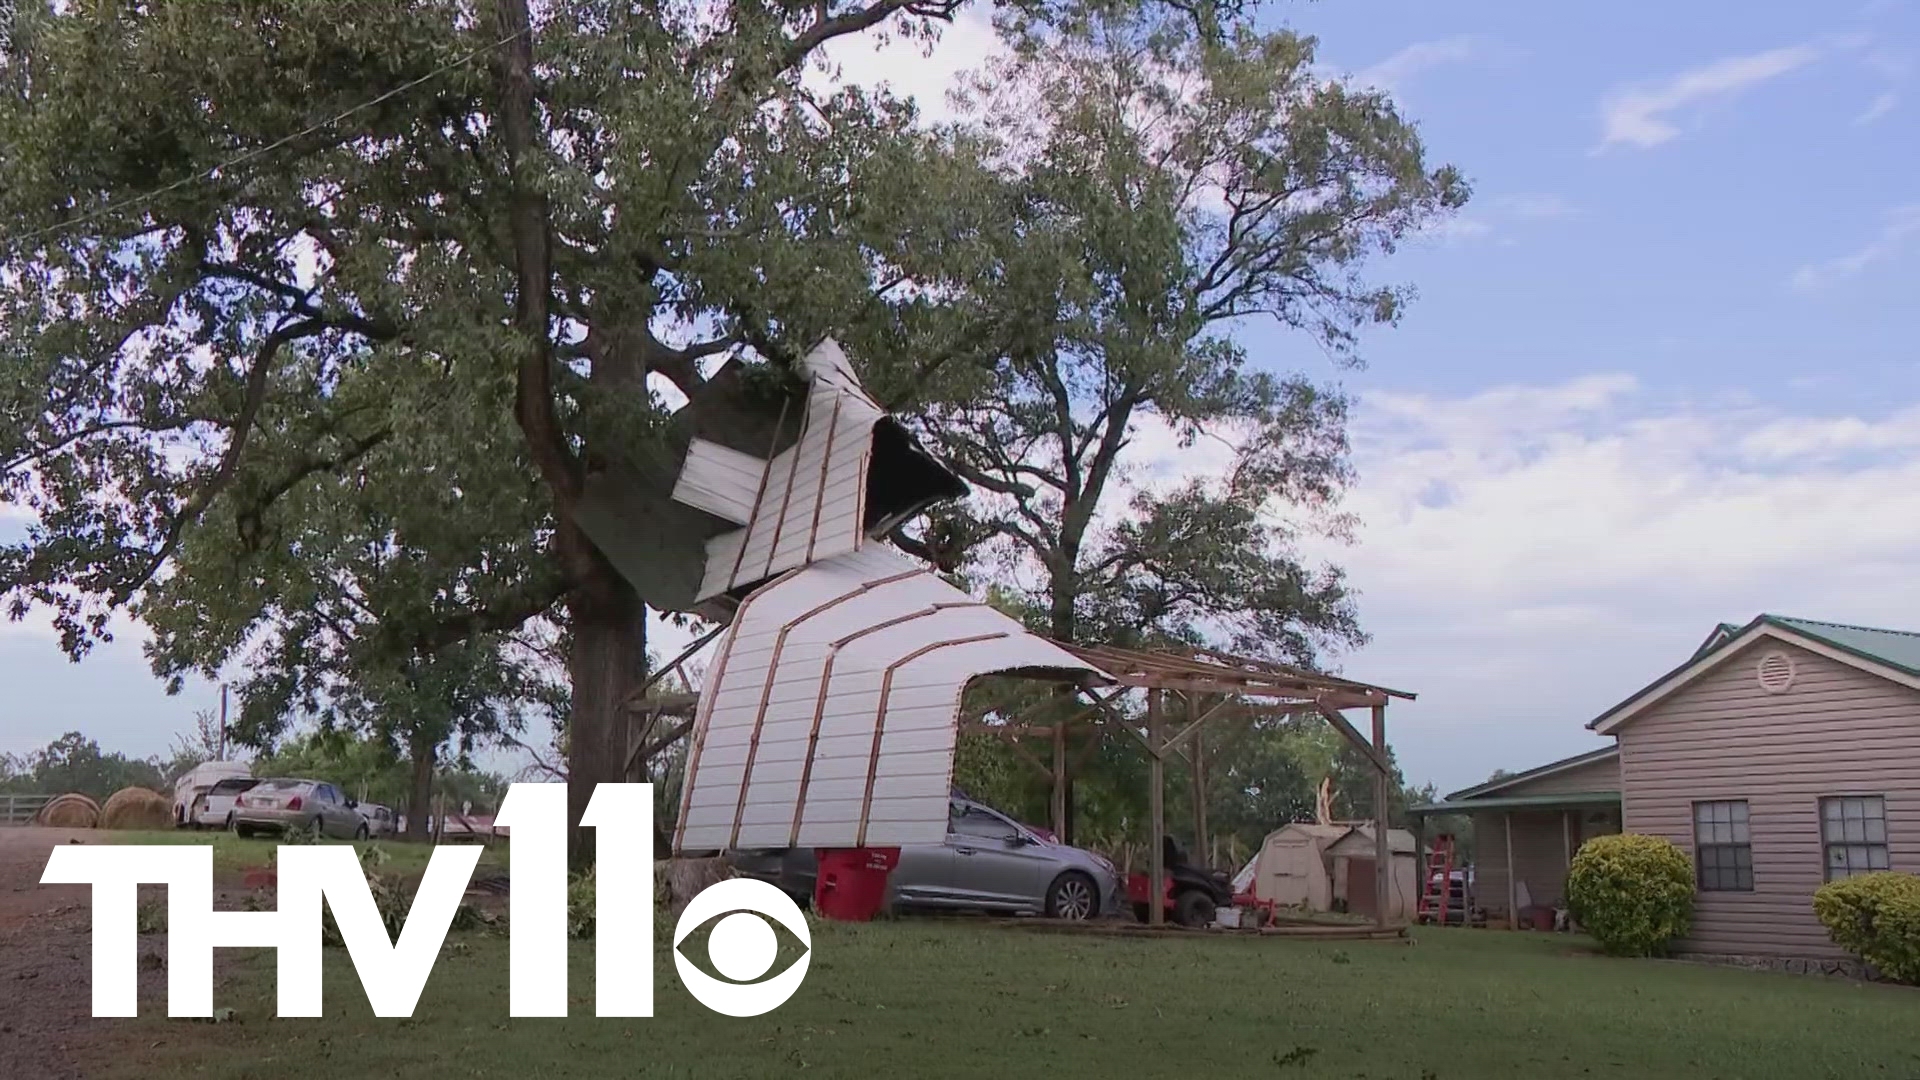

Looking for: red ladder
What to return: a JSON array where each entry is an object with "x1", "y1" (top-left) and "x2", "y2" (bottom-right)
[{"x1": 1418, "y1": 834, "x2": 1457, "y2": 925}]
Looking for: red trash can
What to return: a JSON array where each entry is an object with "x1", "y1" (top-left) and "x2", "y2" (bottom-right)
[{"x1": 813, "y1": 847, "x2": 901, "y2": 921}]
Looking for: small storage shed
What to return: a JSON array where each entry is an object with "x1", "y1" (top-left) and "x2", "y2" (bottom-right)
[
  {"x1": 1327, "y1": 825, "x2": 1419, "y2": 921},
  {"x1": 1238, "y1": 823, "x2": 1348, "y2": 909}
]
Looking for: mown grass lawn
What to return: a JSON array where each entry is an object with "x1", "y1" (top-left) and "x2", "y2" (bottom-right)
[
  {"x1": 121, "y1": 921, "x2": 1916, "y2": 1080},
  {"x1": 103, "y1": 829, "x2": 503, "y2": 877}
]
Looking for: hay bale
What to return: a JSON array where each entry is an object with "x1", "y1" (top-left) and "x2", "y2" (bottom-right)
[
  {"x1": 99, "y1": 787, "x2": 173, "y2": 830},
  {"x1": 36, "y1": 792, "x2": 100, "y2": 828}
]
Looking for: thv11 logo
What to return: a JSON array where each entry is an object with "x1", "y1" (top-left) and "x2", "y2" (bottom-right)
[{"x1": 40, "y1": 783, "x2": 811, "y2": 1019}]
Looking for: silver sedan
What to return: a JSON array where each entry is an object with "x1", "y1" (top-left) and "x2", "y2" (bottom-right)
[
  {"x1": 731, "y1": 796, "x2": 1122, "y2": 919},
  {"x1": 232, "y1": 778, "x2": 369, "y2": 840}
]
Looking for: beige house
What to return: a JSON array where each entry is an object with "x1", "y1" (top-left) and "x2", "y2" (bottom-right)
[{"x1": 1418, "y1": 615, "x2": 1920, "y2": 956}]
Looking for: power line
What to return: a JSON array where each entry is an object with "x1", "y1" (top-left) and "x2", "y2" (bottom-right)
[{"x1": 2, "y1": 28, "x2": 524, "y2": 248}]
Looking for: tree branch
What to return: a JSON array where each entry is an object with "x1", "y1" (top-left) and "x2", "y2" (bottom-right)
[
  {"x1": 414, "y1": 570, "x2": 573, "y2": 654},
  {"x1": 495, "y1": 0, "x2": 582, "y2": 507},
  {"x1": 110, "y1": 317, "x2": 323, "y2": 604}
]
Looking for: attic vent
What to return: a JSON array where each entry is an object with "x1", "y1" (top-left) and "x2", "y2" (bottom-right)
[{"x1": 1756, "y1": 651, "x2": 1796, "y2": 694}]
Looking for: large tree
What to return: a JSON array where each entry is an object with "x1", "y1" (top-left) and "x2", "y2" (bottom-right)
[
  {"x1": 0, "y1": 0, "x2": 1081, "y2": 860},
  {"x1": 891, "y1": 14, "x2": 1466, "y2": 659}
]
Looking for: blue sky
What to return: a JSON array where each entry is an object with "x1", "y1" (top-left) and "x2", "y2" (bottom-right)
[{"x1": 5, "y1": 0, "x2": 1919, "y2": 796}]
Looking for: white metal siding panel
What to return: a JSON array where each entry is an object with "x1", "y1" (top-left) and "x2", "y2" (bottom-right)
[
  {"x1": 694, "y1": 382, "x2": 883, "y2": 601},
  {"x1": 1618, "y1": 639, "x2": 1920, "y2": 957},
  {"x1": 675, "y1": 547, "x2": 1106, "y2": 853},
  {"x1": 672, "y1": 439, "x2": 771, "y2": 525}
]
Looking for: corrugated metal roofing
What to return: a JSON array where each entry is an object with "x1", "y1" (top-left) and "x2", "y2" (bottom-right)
[
  {"x1": 685, "y1": 343, "x2": 895, "y2": 602},
  {"x1": 1767, "y1": 616, "x2": 1920, "y2": 677},
  {"x1": 674, "y1": 546, "x2": 1108, "y2": 853}
]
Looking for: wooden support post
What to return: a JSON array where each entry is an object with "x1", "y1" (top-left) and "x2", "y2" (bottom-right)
[
  {"x1": 1148, "y1": 690, "x2": 1166, "y2": 927},
  {"x1": 1051, "y1": 720, "x2": 1067, "y2": 839},
  {"x1": 1562, "y1": 808, "x2": 1575, "y2": 905},
  {"x1": 1371, "y1": 703, "x2": 1390, "y2": 928},
  {"x1": 1504, "y1": 811, "x2": 1517, "y2": 930},
  {"x1": 1411, "y1": 812, "x2": 1427, "y2": 921},
  {"x1": 1190, "y1": 693, "x2": 1208, "y2": 867}
]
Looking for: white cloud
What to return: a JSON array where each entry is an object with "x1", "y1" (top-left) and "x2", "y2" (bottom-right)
[
  {"x1": 1853, "y1": 90, "x2": 1899, "y2": 124},
  {"x1": 1343, "y1": 379, "x2": 1920, "y2": 787},
  {"x1": 1501, "y1": 193, "x2": 1578, "y2": 220},
  {"x1": 1790, "y1": 204, "x2": 1920, "y2": 289},
  {"x1": 1354, "y1": 36, "x2": 1482, "y2": 95},
  {"x1": 1595, "y1": 44, "x2": 1821, "y2": 150},
  {"x1": 1120, "y1": 373, "x2": 1920, "y2": 788},
  {"x1": 809, "y1": 8, "x2": 1004, "y2": 126}
]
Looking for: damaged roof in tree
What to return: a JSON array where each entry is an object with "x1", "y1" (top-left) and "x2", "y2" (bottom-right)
[{"x1": 570, "y1": 339, "x2": 966, "y2": 614}]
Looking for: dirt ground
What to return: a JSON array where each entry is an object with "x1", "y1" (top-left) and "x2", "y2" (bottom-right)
[{"x1": 0, "y1": 827, "x2": 171, "y2": 1079}]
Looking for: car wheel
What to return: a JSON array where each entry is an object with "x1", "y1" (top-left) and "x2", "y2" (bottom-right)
[
  {"x1": 1044, "y1": 872, "x2": 1097, "y2": 920},
  {"x1": 1173, "y1": 889, "x2": 1217, "y2": 928},
  {"x1": 303, "y1": 816, "x2": 325, "y2": 839},
  {"x1": 355, "y1": 823, "x2": 370, "y2": 841},
  {"x1": 225, "y1": 813, "x2": 236, "y2": 832}
]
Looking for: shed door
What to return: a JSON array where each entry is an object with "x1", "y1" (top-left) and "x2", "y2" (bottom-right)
[{"x1": 1346, "y1": 857, "x2": 1378, "y2": 919}]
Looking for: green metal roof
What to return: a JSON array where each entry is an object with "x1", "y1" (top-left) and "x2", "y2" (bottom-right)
[
  {"x1": 1590, "y1": 613, "x2": 1920, "y2": 731},
  {"x1": 1765, "y1": 616, "x2": 1920, "y2": 678},
  {"x1": 1409, "y1": 790, "x2": 1622, "y2": 815}
]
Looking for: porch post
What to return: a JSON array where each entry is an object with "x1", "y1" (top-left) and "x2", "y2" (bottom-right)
[
  {"x1": 1147, "y1": 690, "x2": 1166, "y2": 927},
  {"x1": 1504, "y1": 811, "x2": 1516, "y2": 930},
  {"x1": 1371, "y1": 703, "x2": 1390, "y2": 928},
  {"x1": 1051, "y1": 720, "x2": 1067, "y2": 839},
  {"x1": 1190, "y1": 694, "x2": 1209, "y2": 867}
]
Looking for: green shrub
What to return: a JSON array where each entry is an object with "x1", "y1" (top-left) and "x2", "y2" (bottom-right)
[
  {"x1": 1565, "y1": 833, "x2": 1694, "y2": 957},
  {"x1": 1813, "y1": 871, "x2": 1920, "y2": 984},
  {"x1": 568, "y1": 867, "x2": 597, "y2": 939}
]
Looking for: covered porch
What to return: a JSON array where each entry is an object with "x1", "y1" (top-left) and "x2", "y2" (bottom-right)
[{"x1": 1408, "y1": 746, "x2": 1622, "y2": 928}]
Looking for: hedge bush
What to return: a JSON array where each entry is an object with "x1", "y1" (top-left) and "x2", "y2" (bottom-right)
[
  {"x1": 1565, "y1": 833, "x2": 1695, "y2": 957},
  {"x1": 1813, "y1": 871, "x2": 1920, "y2": 984}
]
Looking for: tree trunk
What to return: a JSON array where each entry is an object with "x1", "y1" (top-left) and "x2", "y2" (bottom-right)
[
  {"x1": 406, "y1": 733, "x2": 436, "y2": 842},
  {"x1": 566, "y1": 557, "x2": 646, "y2": 870}
]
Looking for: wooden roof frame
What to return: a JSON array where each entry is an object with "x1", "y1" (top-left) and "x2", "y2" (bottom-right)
[{"x1": 1052, "y1": 640, "x2": 1415, "y2": 710}]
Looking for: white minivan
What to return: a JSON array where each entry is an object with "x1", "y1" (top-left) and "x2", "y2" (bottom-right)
[{"x1": 171, "y1": 760, "x2": 254, "y2": 828}]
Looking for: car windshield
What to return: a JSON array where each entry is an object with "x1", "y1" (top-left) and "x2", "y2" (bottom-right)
[
  {"x1": 209, "y1": 778, "x2": 258, "y2": 794},
  {"x1": 253, "y1": 779, "x2": 307, "y2": 792}
]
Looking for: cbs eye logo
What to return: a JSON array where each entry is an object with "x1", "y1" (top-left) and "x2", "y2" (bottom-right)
[{"x1": 672, "y1": 878, "x2": 812, "y2": 1016}]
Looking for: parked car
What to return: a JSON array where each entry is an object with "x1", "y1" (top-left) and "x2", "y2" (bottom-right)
[
  {"x1": 356, "y1": 802, "x2": 397, "y2": 839},
  {"x1": 232, "y1": 778, "x2": 369, "y2": 839},
  {"x1": 729, "y1": 795, "x2": 1122, "y2": 920},
  {"x1": 171, "y1": 760, "x2": 253, "y2": 827},
  {"x1": 190, "y1": 776, "x2": 260, "y2": 830}
]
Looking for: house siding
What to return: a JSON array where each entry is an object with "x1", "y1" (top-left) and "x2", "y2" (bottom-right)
[
  {"x1": 1617, "y1": 638, "x2": 1920, "y2": 958},
  {"x1": 1494, "y1": 753, "x2": 1620, "y2": 798}
]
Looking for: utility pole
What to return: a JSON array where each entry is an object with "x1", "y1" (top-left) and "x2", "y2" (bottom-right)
[{"x1": 218, "y1": 683, "x2": 229, "y2": 761}]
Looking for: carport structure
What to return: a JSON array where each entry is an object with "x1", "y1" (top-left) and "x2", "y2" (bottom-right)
[{"x1": 959, "y1": 643, "x2": 1416, "y2": 928}]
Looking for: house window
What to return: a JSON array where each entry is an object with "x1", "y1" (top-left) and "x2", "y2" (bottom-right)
[
  {"x1": 1692, "y1": 800, "x2": 1752, "y2": 891},
  {"x1": 1821, "y1": 796, "x2": 1890, "y2": 881}
]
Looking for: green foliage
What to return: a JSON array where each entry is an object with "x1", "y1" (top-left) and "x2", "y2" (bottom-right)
[
  {"x1": 1566, "y1": 834, "x2": 1695, "y2": 957},
  {"x1": 1813, "y1": 871, "x2": 1920, "y2": 984},
  {"x1": 568, "y1": 867, "x2": 597, "y2": 940},
  {"x1": 320, "y1": 843, "x2": 494, "y2": 947},
  {"x1": 0, "y1": 731, "x2": 165, "y2": 799},
  {"x1": 894, "y1": 10, "x2": 1467, "y2": 662}
]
